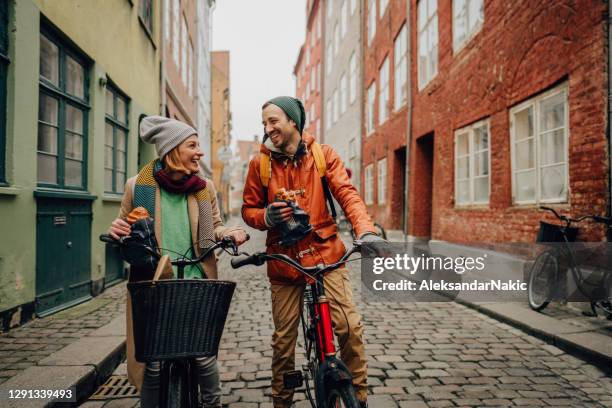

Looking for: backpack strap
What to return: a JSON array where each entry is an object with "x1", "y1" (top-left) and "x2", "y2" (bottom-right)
[
  {"x1": 259, "y1": 152, "x2": 272, "y2": 206},
  {"x1": 310, "y1": 143, "x2": 337, "y2": 219}
]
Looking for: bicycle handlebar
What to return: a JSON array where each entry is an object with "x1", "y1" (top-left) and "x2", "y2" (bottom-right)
[
  {"x1": 539, "y1": 206, "x2": 601, "y2": 225},
  {"x1": 99, "y1": 233, "x2": 249, "y2": 266},
  {"x1": 230, "y1": 240, "x2": 362, "y2": 277}
]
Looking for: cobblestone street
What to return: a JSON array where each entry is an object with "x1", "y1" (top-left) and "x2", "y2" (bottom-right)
[{"x1": 214, "y1": 225, "x2": 612, "y2": 407}]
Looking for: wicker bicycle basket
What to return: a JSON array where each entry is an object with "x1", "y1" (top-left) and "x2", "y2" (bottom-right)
[{"x1": 128, "y1": 279, "x2": 236, "y2": 362}]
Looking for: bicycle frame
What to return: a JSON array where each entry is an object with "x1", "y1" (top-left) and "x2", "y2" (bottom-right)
[{"x1": 231, "y1": 242, "x2": 363, "y2": 407}]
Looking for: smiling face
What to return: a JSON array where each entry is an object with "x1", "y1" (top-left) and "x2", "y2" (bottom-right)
[
  {"x1": 177, "y1": 135, "x2": 203, "y2": 174},
  {"x1": 262, "y1": 103, "x2": 299, "y2": 151}
]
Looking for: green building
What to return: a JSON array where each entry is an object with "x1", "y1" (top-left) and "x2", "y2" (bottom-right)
[{"x1": 0, "y1": 0, "x2": 160, "y2": 326}]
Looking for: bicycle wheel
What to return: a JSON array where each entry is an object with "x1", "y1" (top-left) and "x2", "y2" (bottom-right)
[
  {"x1": 528, "y1": 250, "x2": 558, "y2": 311},
  {"x1": 325, "y1": 382, "x2": 360, "y2": 408}
]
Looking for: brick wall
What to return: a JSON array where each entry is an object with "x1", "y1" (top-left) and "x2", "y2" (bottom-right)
[{"x1": 365, "y1": 0, "x2": 609, "y2": 242}]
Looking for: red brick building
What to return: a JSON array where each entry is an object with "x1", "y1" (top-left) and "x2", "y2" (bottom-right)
[
  {"x1": 294, "y1": 0, "x2": 324, "y2": 140},
  {"x1": 363, "y1": 0, "x2": 610, "y2": 242},
  {"x1": 362, "y1": 0, "x2": 410, "y2": 232}
]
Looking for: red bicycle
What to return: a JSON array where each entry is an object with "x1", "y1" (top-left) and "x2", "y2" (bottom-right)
[{"x1": 231, "y1": 241, "x2": 364, "y2": 408}]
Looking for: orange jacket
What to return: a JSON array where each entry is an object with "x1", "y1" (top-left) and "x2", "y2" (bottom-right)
[{"x1": 242, "y1": 132, "x2": 376, "y2": 284}]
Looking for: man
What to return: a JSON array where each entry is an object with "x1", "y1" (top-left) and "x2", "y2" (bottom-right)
[{"x1": 242, "y1": 96, "x2": 382, "y2": 407}]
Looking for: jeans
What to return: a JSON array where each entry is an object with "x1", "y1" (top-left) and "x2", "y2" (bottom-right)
[{"x1": 140, "y1": 356, "x2": 221, "y2": 407}]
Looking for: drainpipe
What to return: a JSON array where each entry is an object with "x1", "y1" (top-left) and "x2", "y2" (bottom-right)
[
  {"x1": 403, "y1": 0, "x2": 413, "y2": 245},
  {"x1": 160, "y1": 0, "x2": 167, "y2": 115}
]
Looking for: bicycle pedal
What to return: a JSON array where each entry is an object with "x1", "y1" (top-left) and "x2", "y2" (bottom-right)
[{"x1": 283, "y1": 370, "x2": 304, "y2": 389}]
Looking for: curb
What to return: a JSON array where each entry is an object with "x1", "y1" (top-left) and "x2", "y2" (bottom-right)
[{"x1": 0, "y1": 316, "x2": 126, "y2": 407}]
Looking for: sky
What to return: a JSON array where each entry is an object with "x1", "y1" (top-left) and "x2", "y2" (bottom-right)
[{"x1": 212, "y1": 0, "x2": 306, "y2": 143}]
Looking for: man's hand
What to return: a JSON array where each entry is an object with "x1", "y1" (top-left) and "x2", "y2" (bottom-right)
[
  {"x1": 265, "y1": 201, "x2": 294, "y2": 227},
  {"x1": 359, "y1": 232, "x2": 388, "y2": 257}
]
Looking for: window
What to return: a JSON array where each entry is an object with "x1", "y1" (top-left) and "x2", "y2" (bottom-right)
[
  {"x1": 172, "y1": 0, "x2": 179, "y2": 65},
  {"x1": 365, "y1": 164, "x2": 374, "y2": 204},
  {"x1": 310, "y1": 104, "x2": 315, "y2": 125},
  {"x1": 327, "y1": 0, "x2": 334, "y2": 19},
  {"x1": 349, "y1": 52, "x2": 357, "y2": 104},
  {"x1": 366, "y1": 82, "x2": 375, "y2": 135},
  {"x1": 0, "y1": 0, "x2": 8, "y2": 183},
  {"x1": 187, "y1": 41, "x2": 194, "y2": 96},
  {"x1": 333, "y1": 89, "x2": 339, "y2": 123},
  {"x1": 394, "y1": 23, "x2": 408, "y2": 110},
  {"x1": 326, "y1": 43, "x2": 332, "y2": 75},
  {"x1": 418, "y1": 0, "x2": 438, "y2": 89},
  {"x1": 378, "y1": 158, "x2": 387, "y2": 203},
  {"x1": 378, "y1": 57, "x2": 390, "y2": 123},
  {"x1": 511, "y1": 85, "x2": 568, "y2": 204},
  {"x1": 453, "y1": 0, "x2": 484, "y2": 51},
  {"x1": 380, "y1": 0, "x2": 389, "y2": 16},
  {"x1": 341, "y1": 1, "x2": 348, "y2": 38},
  {"x1": 349, "y1": 138, "x2": 358, "y2": 182},
  {"x1": 38, "y1": 30, "x2": 89, "y2": 189},
  {"x1": 181, "y1": 14, "x2": 188, "y2": 85},
  {"x1": 310, "y1": 68, "x2": 317, "y2": 93},
  {"x1": 334, "y1": 23, "x2": 340, "y2": 56},
  {"x1": 317, "y1": 11, "x2": 322, "y2": 39},
  {"x1": 350, "y1": 0, "x2": 357, "y2": 14},
  {"x1": 139, "y1": 0, "x2": 153, "y2": 35},
  {"x1": 305, "y1": 76, "x2": 310, "y2": 101},
  {"x1": 105, "y1": 84, "x2": 129, "y2": 194},
  {"x1": 317, "y1": 63, "x2": 321, "y2": 91},
  {"x1": 455, "y1": 119, "x2": 490, "y2": 205},
  {"x1": 163, "y1": 0, "x2": 170, "y2": 40},
  {"x1": 326, "y1": 99, "x2": 332, "y2": 130},
  {"x1": 340, "y1": 73, "x2": 348, "y2": 114},
  {"x1": 367, "y1": 0, "x2": 376, "y2": 44},
  {"x1": 310, "y1": 31, "x2": 315, "y2": 49},
  {"x1": 316, "y1": 119, "x2": 321, "y2": 139}
]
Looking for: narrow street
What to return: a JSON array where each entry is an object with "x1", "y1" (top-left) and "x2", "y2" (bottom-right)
[{"x1": 211, "y1": 224, "x2": 612, "y2": 407}]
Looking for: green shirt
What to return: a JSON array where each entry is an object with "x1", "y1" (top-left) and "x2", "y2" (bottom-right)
[{"x1": 160, "y1": 188, "x2": 204, "y2": 279}]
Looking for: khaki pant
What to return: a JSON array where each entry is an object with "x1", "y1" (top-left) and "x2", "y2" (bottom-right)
[{"x1": 270, "y1": 267, "x2": 367, "y2": 407}]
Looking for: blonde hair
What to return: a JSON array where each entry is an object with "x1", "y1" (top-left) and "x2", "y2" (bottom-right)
[{"x1": 163, "y1": 147, "x2": 192, "y2": 174}]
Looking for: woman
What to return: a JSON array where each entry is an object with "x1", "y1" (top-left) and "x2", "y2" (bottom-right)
[{"x1": 108, "y1": 116, "x2": 248, "y2": 408}]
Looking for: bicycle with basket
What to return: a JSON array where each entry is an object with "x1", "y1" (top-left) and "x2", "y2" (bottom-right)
[
  {"x1": 527, "y1": 206, "x2": 612, "y2": 318},
  {"x1": 100, "y1": 230, "x2": 245, "y2": 408}
]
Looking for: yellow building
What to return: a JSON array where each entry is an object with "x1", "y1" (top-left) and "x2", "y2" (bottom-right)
[{"x1": 211, "y1": 51, "x2": 231, "y2": 219}]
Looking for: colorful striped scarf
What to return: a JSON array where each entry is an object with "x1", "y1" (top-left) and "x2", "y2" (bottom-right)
[{"x1": 133, "y1": 160, "x2": 216, "y2": 250}]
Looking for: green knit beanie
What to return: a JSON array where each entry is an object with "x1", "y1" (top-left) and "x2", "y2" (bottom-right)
[{"x1": 267, "y1": 96, "x2": 306, "y2": 134}]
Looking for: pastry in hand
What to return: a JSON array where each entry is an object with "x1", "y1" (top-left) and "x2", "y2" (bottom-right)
[{"x1": 127, "y1": 207, "x2": 151, "y2": 225}]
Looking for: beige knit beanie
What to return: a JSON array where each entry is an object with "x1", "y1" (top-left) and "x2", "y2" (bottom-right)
[{"x1": 139, "y1": 116, "x2": 197, "y2": 158}]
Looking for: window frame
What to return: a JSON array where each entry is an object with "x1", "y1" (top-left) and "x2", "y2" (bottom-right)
[
  {"x1": 367, "y1": 0, "x2": 376, "y2": 45},
  {"x1": 454, "y1": 118, "x2": 491, "y2": 206},
  {"x1": 366, "y1": 81, "x2": 375, "y2": 135},
  {"x1": 365, "y1": 164, "x2": 374, "y2": 204},
  {"x1": 377, "y1": 157, "x2": 387, "y2": 204},
  {"x1": 417, "y1": 0, "x2": 438, "y2": 90},
  {"x1": 394, "y1": 23, "x2": 408, "y2": 110},
  {"x1": 340, "y1": 72, "x2": 348, "y2": 114},
  {"x1": 378, "y1": 56, "x2": 390, "y2": 124},
  {"x1": 104, "y1": 81, "x2": 130, "y2": 195},
  {"x1": 452, "y1": 0, "x2": 484, "y2": 53},
  {"x1": 510, "y1": 84, "x2": 569, "y2": 205},
  {"x1": 349, "y1": 52, "x2": 357, "y2": 104},
  {"x1": 138, "y1": 0, "x2": 154, "y2": 42},
  {"x1": 37, "y1": 27, "x2": 90, "y2": 191}
]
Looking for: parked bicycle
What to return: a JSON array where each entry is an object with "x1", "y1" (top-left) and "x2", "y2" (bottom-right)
[
  {"x1": 527, "y1": 206, "x2": 612, "y2": 318},
  {"x1": 100, "y1": 233, "x2": 245, "y2": 408},
  {"x1": 231, "y1": 240, "x2": 365, "y2": 408}
]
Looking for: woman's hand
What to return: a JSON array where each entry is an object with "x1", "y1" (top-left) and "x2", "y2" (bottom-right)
[
  {"x1": 225, "y1": 229, "x2": 249, "y2": 246},
  {"x1": 108, "y1": 218, "x2": 131, "y2": 240}
]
